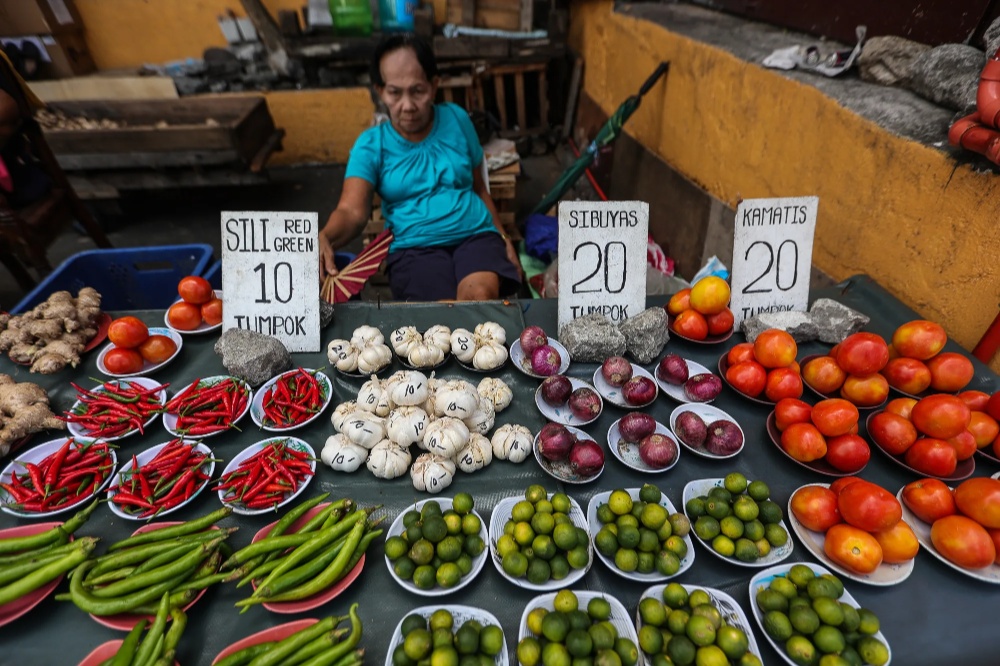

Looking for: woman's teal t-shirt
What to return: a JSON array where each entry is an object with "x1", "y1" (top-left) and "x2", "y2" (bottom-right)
[{"x1": 345, "y1": 103, "x2": 496, "y2": 251}]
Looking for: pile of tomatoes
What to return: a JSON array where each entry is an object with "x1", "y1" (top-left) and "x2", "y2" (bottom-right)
[
  {"x1": 167, "y1": 276, "x2": 221, "y2": 331},
  {"x1": 665, "y1": 276, "x2": 734, "y2": 340},
  {"x1": 801, "y1": 332, "x2": 891, "y2": 408},
  {"x1": 791, "y1": 478, "x2": 918, "y2": 574},
  {"x1": 105, "y1": 317, "x2": 176, "y2": 374},
  {"x1": 902, "y1": 476, "x2": 1000, "y2": 569},
  {"x1": 724, "y1": 329, "x2": 803, "y2": 402},
  {"x1": 774, "y1": 397, "x2": 870, "y2": 473},
  {"x1": 882, "y1": 320, "x2": 974, "y2": 394}
]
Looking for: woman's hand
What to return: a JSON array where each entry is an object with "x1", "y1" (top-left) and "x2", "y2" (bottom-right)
[
  {"x1": 504, "y1": 237, "x2": 524, "y2": 279},
  {"x1": 319, "y1": 229, "x2": 339, "y2": 281}
]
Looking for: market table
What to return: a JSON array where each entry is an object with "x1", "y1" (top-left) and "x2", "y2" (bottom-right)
[{"x1": 2, "y1": 274, "x2": 999, "y2": 666}]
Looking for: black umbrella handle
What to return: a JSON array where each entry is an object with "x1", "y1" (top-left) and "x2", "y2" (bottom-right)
[{"x1": 638, "y1": 62, "x2": 670, "y2": 98}]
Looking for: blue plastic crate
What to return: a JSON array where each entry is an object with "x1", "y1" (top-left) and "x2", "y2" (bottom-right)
[
  {"x1": 202, "y1": 253, "x2": 357, "y2": 290},
  {"x1": 12, "y1": 245, "x2": 215, "y2": 313}
]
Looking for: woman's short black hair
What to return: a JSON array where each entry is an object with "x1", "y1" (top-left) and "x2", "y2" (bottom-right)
[{"x1": 370, "y1": 34, "x2": 438, "y2": 87}]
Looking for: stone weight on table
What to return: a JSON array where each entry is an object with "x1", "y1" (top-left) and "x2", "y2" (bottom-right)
[
  {"x1": 618, "y1": 306, "x2": 670, "y2": 364},
  {"x1": 559, "y1": 314, "x2": 627, "y2": 362},
  {"x1": 809, "y1": 298, "x2": 870, "y2": 344},
  {"x1": 214, "y1": 328, "x2": 293, "y2": 387},
  {"x1": 741, "y1": 311, "x2": 818, "y2": 343}
]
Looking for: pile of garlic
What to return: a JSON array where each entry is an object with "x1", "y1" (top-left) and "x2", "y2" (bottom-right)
[
  {"x1": 450, "y1": 322, "x2": 509, "y2": 371},
  {"x1": 390, "y1": 325, "x2": 452, "y2": 368},
  {"x1": 320, "y1": 371, "x2": 533, "y2": 494},
  {"x1": 326, "y1": 325, "x2": 392, "y2": 375}
]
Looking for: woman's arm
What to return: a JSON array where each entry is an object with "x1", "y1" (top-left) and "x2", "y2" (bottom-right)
[
  {"x1": 473, "y1": 162, "x2": 523, "y2": 278},
  {"x1": 319, "y1": 177, "x2": 375, "y2": 278}
]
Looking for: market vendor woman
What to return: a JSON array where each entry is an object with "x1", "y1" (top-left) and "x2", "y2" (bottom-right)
[{"x1": 319, "y1": 35, "x2": 522, "y2": 301}]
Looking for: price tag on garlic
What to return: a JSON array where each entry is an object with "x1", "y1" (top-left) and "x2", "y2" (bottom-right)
[
  {"x1": 730, "y1": 196, "x2": 818, "y2": 328},
  {"x1": 557, "y1": 201, "x2": 649, "y2": 330},
  {"x1": 221, "y1": 211, "x2": 320, "y2": 352}
]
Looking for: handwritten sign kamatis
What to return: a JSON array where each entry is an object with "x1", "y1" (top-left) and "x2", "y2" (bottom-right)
[
  {"x1": 221, "y1": 211, "x2": 320, "y2": 352},
  {"x1": 730, "y1": 196, "x2": 818, "y2": 327},
  {"x1": 557, "y1": 201, "x2": 648, "y2": 330}
]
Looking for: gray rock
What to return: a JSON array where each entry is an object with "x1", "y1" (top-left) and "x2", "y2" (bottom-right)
[
  {"x1": 741, "y1": 311, "x2": 819, "y2": 343},
  {"x1": 909, "y1": 44, "x2": 984, "y2": 111},
  {"x1": 320, "y1": 300, "x2": 334, "y2": 328},
  {"x1": 985, "y1": 17, "x2": 1000, "y2": 59},
  {"x1": 809, "y1": 298, "x2": 870, "y2": 343},
  {"x1": 214, "y1": 328, "x2": 292, "y2": 387},
  {"x1": 618, "y1": 307, "x2": 670, "y2": 364},
  {"x1": 559, "y1": 314, "x2": 627, "y2": 363},
  {"x1": 858, "y1": 36, "x2": 930, "y2": 86}
]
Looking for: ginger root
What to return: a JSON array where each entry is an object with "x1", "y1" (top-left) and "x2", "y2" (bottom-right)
[
  {"x1": 0, "y1": 287, "x2": 103, "y2": 373},
  {"x1": 0, "y1": 374, "x2": 64, "y2": 457}
]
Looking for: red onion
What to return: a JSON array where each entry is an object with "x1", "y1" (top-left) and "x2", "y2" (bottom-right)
[
  {"x1": 569, "y1": 439, "x2": 605, "y2": 476},
  {"x1": 673, "y1": 411, "x2": 707, "y2": 448},
  {"x1": 568, "y1": 387, "x2": 602, "y2": 420},
  {"x1": 540, "y1": 375, "x2": 573, "y2": 406},
  {"x1": 683, "y1": 373, "x2": 723, "y2": 402},
  {"x1": 520, "y1": 326, "x2": 548, "y2": 356},
  {"x1": 639, "y1": 433, "x2": 679, "y2": 468},
  {"x1": 622, "y1": 376, "x2": 657, "y2": 406},
  {"x1": 656, "y1": 354, "x2": 689, "y2": 385},
  {"x1": 601, "y1": 356, "x2": 633, "y2": 387},
  {"x1": 618, "y1": 412, "x2": 657, "y2": 444},
  {"x1": 538, "y1": 423, "x2": 575, "y2": 461},
  {"x1": 704, "y1": 419, "x2": 744, "y2": 456},
  {"x1": 531, "y1": 344, "x2": 562, "y2": 376}
]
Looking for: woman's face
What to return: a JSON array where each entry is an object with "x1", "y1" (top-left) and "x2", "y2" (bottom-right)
[{"x1": 377, "y1": 47, "x2": 437, "y2": 138}]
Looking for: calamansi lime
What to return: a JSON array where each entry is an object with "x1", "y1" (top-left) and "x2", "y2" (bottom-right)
[
  {"x1": 512, "y1": 500, "x2": 535, "y2": 523},
  {"x1": 662, "y1": 582, "x2": 688, "y2": 609},
  {"x1": 608, "y1": 490, "x2": 634, "y2": 516},
  {"x1": 587, "y1": 596, "x2": 612, "y2": 621},
  {"x1": 526, "y1": 484, "x2": 547, "y2": 504},
  {"x1": 517, "y1": 638, "x2": 541, "y2": 666},
  {"x1": 403, "y1": 628, "x2": 432, "y2": 661},
  {"x1": 513, "y1": 522, "x2": 535, "y2": 547},
  {"x1": 724, "y1": 472, "x2": 748, "y2": 495},
  {"x1": 551, "y1": 493, "x2": 571, "y2": 514},
  {"x1": 554, "y1": 589, "x2": 579, "y2": 613},
  {"x1": 479, "y1": 625, "x2": 504, "y2": 656}
]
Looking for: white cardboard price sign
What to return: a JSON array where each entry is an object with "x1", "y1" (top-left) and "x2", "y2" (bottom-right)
[
  {"x1": 557, "y1": 201, "x2": 648, "y2": 330},
  {"x1": 730, "y1": 196, "x2": 818, "y2": 327},
  {"x1": 221, "y1": 211, "x2": 320, "y2": 352}
]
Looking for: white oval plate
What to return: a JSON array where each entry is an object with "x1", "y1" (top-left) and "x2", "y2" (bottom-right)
[
  {"x1": 587, "y1": 488, "x2": 695, "y2": 581},
  {"x1": 592, "y1": 364, "x2": 659, "y2": 409},
  {"x1": 510, "y1": 339, "x2": 571, "y2": 378},
  {"x1": 669, "y1": 404, "x2": 745, "y2": 459},
  {"x1": 607, "y1": 418, "x2": 680, "y2": 473},
  {"x1": 218, "y1": 437, "x2": 315, "y2": 515},
  {"x1": 654, "y1": 359, "x2": 717, "y2": 404},
  {"x1": 637, "y1": 583, "x2": 762, "y2": 663},
  {"x1": 786, "y1": 483, "x2": 913, "y2": 585},
  {"x1": 749, "y1": 562, "x2": 893, "y2": 666},
  {"x1": 489, "y1": 492, "x2": 592, "y2": 591},
  {"x1": 896, "y1": 487, "x2": 1000, "y2": 584},
  {"x1": 96, "y1": 327, "x2": 183, "y2": 378},
  {"x1": 519, "y1": 590, "x2": 637, "y2": 647},
  {"x1": 106, "y1": 439, "x2": 214, "y2": 521},
  {"x1": 682, "y1": 478, "x2": 794, "y2": 568},
  {"x1": 249, "y1": 369, "x2": 333, "y2": 432},
  {"x1": 163, "y1": 375, "x2": 253, "y2": 438},
  {"x1": 0, "y1": 438, "x2": 117, "y2": 518},
  {"x1": 384, "y1": 497, "x2": 489, "y2": 597},
  {"x1": 163, "y1": 290, "x2": 222, "y2": 335},
  {"x1": 534, "y1": 377, "x2": 603, "y2": 426},
  {"x1": 66, "y1": 377, "x2": 167, "y2": 442},
  {"x1": 534, "y1": 424, "x2": 604, "y2": 484},
  {"x1": 386, "y1": 605, "x2": 509, "y2": 666}
]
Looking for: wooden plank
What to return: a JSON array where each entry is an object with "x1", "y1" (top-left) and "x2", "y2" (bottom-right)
[
  {"x1": 29, "y1": 76, "x2": 177, "y2": 103},
  {"x1": 514, "y1": 72, "x2": 527, "y2": 131},
  {"x1": 493, "y1": 75, "x2": 507, "y2": 130},
  {"x1": 519, "y1": 0, "x2": 532, "y2": 32},
  {"x1": 476, "y1": 8, "x2": 520, "y2": 31},
  {"x1": 462, "y1": 0, "x2": 475, "y2": 24},
  {"x1": 562, "y1": 55, "x2": 583, "y2": 139},
  {"x1": 490, "y1": 180, "x2": 516, "y2": 200},
  {"x1": 538, "y1": 69, "x2": 548, "y2": 131},
  {"x1": 55, "y1": 150, "x2": 243, "y2": 170},
  {"x1": 433, "y1": 35, "x2": 509, "y2": 59}
]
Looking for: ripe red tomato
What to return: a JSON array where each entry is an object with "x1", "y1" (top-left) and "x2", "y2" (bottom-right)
[
  {"x1": 987, "y1": 391, "x2": 1000, "y2": 421},
  {"x1": 705, "y1": 307, "x2": 734, "y2": 336},
  {"x1": 901, "y1": 478, "x2": 957, "y2": 524},
  {"x1": 926, "y1": 352, "x2": 975, "y2": 392},
  {"x1": 780, "y1": 422, "x2": 827, "y2": 463},
  {"x1": 931, "y1": 515, "x2": 997, "y2": 569},
  {"x1": 774, "y1": 398, "x2": 812, "y2": 432},
  {"x1": 957, "y1": 390, "x2": 991, "y2": 412},
  {"x1": 790, "y1": 485, "x2": 841, "y2": 532},
  {"x1": 201, "y1": 298, "x2": 223, "y2": 326},
  {"x1": 953, "y1": 477, "x2": 1000, "y2": 529},
  {"x1": 824, "y1": 523, "x2": 883, "y2": 574},
  {"x1": 867, "y1": 411, "x2": 918, "y2": 455},
  {"x1": 753, "y1": 329, "x2": 797, "y2": 369},
  {"x1": 910, "y1": 394, "x2": 971, "y2": 440},
  {"x1": 765, "y1": 367, "x2": 803, "y2": 402},
  {"x1": 880, "y1": 357, "x2": 932, "y2": 395},
  {"x1": 836, "y1": 332, "x2": 890, "y2": 376},
  {"x1": 726, "y1": 360, "x2": 767, "y2": 398},
  {"x1": 946, "y1": 430, "x2": 977, "y2": 461},
  {"x1": 167, "y1": 302, "x2": 202, "y2": 331},
  {"x1": 968, "y1": 411, "x2": 1000, "y2": 448},
  {"x1": 871, "y1": 520, "x2": 919, "y2": 563},
  {"x1": 904, "y1": 437, "x2": 958, "y2": 478},
  {"x1": 837, "y1": 480, "x2": 902, "y2": 532},
  {"x1": 824, "y1": 434, "x2": 870, "y2": 473},
  {"x1": 839, "y1": 373, "x2": 889, "y2": 408},
  {"x1": 810, "y1": 398, "x2": 859, "y2": 437},
  {"x1": 885, "y1": 397, "x2": 917, "y2": 420},
  {"x1": 802, "y1": 356, "x2": 847, "y2": 394},
  {"x1": 988, "y1": 528, "x2": 1000, "y2": 565},
  {"x1": 672, "y1": 310, "x2": 708, "y2": 340},
  {"x1": 666, "y1": 288, "x2": 691, "y2": 316},
  {"x1": 108, "y1": 316, "x2": 149, "y2": 349},
  {"x1": 892, "y1": 320, "x2": 947, "y2": 360},
  {"x1": 137, "y1": 335, "x2": 177, "y2": 364},
  {"x1": 829, "y1": 476, "x2": 864, "y2": 495},
  {"x1": 727, "y1": 342, "x2": 756, "y2": 366},
  {"x1": 178, "y1": 275, "x2": 213, "y2": 305},
  {"x1": 104, "y1": 347, "x2": 144, "y2": 374}
]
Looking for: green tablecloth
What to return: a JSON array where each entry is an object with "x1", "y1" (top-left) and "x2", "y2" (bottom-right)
[{"x1": 2, "y1": 275, "x2": 998, "y2": 666}]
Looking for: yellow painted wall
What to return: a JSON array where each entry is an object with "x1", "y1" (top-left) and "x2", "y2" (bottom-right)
[{"x1": 570, "y1": 0, "x2": 1000, "y2": 372}]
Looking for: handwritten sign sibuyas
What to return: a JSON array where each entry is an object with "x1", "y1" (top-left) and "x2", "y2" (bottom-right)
[
  {"x1": 557, "y1": 201, "x2": 649, "y2": 330},
  {"x1": 730, "y1": 196, "x2": 818, "y2": 327},
  {"x1": 221, "y1": 211, "x2": 320, "y2": 352}
]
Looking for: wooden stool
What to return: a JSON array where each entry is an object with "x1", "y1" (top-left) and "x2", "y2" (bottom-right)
[{"x1": 476, "y1": 62, "x2": 549, "y2": 136}]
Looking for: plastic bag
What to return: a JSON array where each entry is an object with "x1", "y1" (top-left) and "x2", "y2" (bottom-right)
[{"x1": 692, "y1": 256, "x2": 729, "y2": 283}]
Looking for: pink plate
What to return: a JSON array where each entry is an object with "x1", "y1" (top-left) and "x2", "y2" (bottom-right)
[
  {"x1": 0, "y1": 522, "x2": 66, "y2": 627},
  {"x1": 212, "y1": 618, "x2": 318, "y2": 664},
  {"x1": 88, "y1": 522, "x2": 214, "y2": 630},
  {"x1": 668, "y1": 314, "x2": 734, "y2": 344},
  {"x1": 77, "y1": 640, "x2": 178, "y2": 666},
  {"x1": 249, "y1": 503, "x2": 366, "y2": 613}
]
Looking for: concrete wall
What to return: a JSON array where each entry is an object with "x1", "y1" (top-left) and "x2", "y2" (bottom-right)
[{"x1": 570, "y1": 0, "x2": 1000, "y2": 373}]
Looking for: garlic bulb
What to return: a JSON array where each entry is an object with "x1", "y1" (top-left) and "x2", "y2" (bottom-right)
[
  {"x1": 408, "y1": 342, "x2": 444, "y2": 368},
  {"x1": 357, "y1": 344, "x2": 392, "y2": 374},
  {"x1": 321, "y1": 434, "x2": 368, "y2": 472},
  {"x1": 472, "y1": 342, "x2": 508, "y2": 371},
  {"x1": 463, "y1": 397, "x2": 495, "y2": 435},
  {"x1": 334, "y1": 347, "x2": 360, "y2": 373},
  {"x1": 385, "y1": 406, "x2": 429, "y2": 446},
  {"x1": 331, "y1": 401, "x2": 361, "y2": 432},
  {"x1": 450, "y1": 328, "x2": 476, "y2": 363},
  {"x1": 491, "y1": 424, "x2": 533, "y2": 463},
  {"x1": 357, "y1": 376, "x2": 385, "y2": 414},
  {"x1": 455, "y1": 433, "x2": 493, "y2": 473},
  {"x1": 327, "y1": 339, "x2": 352, "y2": 364},
  {"x1": 423, "y1": 416, "x2": 470, "y2": 459},
  {"x1": 367, "y1": 440, "x2": 412, "y2": 479},
  {"x1": 350, "y1": 325, "x2": 384, "y2": 348},
  {"x1": 410, "y1": 453, "x2": 456, "y2": 494},
  {"x1": 475, "y1": 322, "x2": 507, "y2": 346},
  {"x1": 478, "y1": 377, "x2": 512, "y2": 413},
  {"x1": 390, "y1": 326, "x2": 421, "y2": 356},
  {"x1": 435, "y1": 380, "x2": 480, "y2": 419},
  {"x1": 342, "y1": 413, "x2": 386, "y2": 449},
  {"x1": 424, "y1": 325, "x2": 452, "y2": 354},
  {"x1": 388, "y1": 370, "x2": 429, "y2": 407}
]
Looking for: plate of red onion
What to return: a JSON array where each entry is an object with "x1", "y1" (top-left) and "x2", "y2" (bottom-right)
[
  {"x1": 668, "y1": 404, "x2": 745, "y2": 459},
  {"x1": 654, "y1": 354, "x2": 722, "y2": 404},
  {"x1": 511, "y1": 326, "x2": 570, "y2": 378},
  {"x1": 535, "y1": 376, "x2": 603, "y2": 426},
  {"x1": 592, "y1": 357, "x2": 659, "y2": 409},
  {"x1": 607, "y1": 414, "x2": 680, "y2": 473},
  {"x1": 533, "y1": 423, "x2": 605, "y2": 484}
]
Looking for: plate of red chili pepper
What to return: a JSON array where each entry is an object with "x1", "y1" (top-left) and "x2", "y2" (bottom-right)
[
  {"x1": 64, "y1": 378, "x2": 168, "y2": 442},
  {"x1": 250, "y1": 368, "x2": 333, "y2": 432},
  {"x1": 216, "y1": 437, "x2": 316, "y2": 515},
  {"x1": 162, "y1": 375, "x2": 253, "y2": 439},
  {"x1": 97, "y1": 327, "x2": 183, "y2": 378},
  {"x1": 106, "y1": 439, "x2": 215, "y2": 521},
  {"x1": 0, "y1": 438, "x2": 117, "y2": 518}
]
